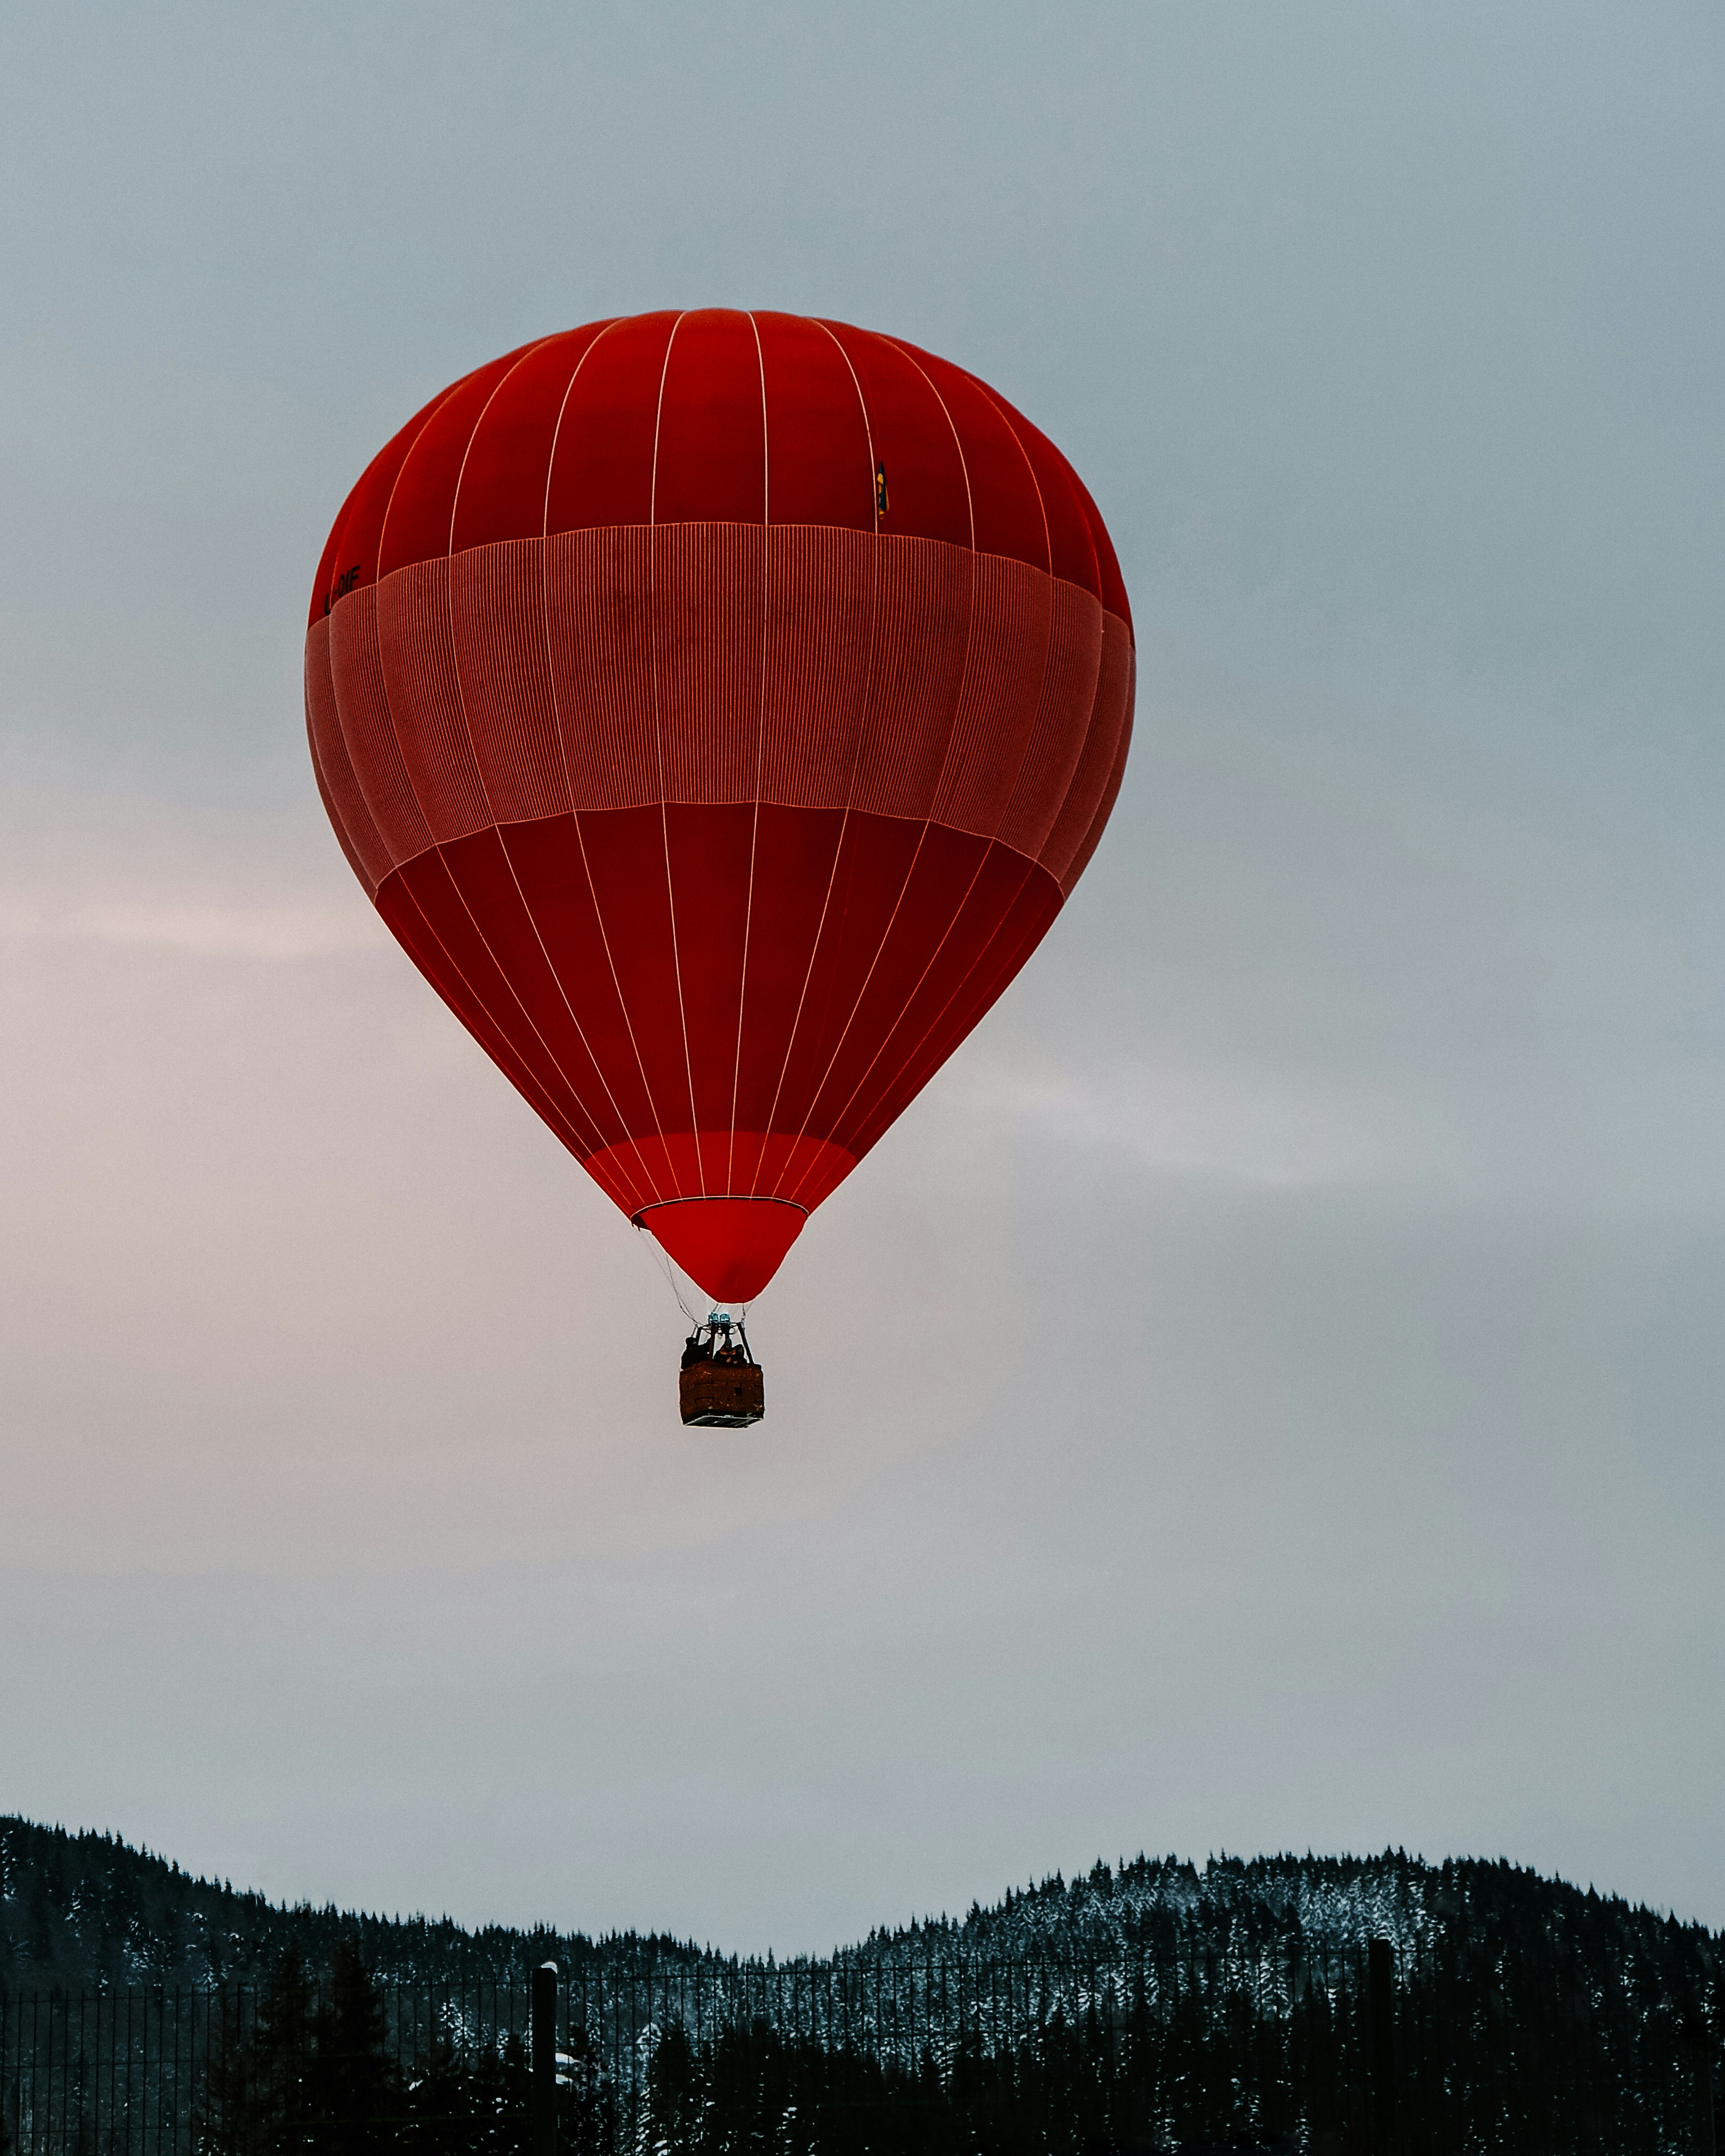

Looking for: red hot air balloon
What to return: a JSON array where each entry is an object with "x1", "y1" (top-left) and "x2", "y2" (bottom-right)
[{"x1": 304, "y1": 311, "x2": 1133, "y2": 1408}]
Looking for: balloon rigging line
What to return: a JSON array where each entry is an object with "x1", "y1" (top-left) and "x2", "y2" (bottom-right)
[
  {"x1": 636, "y1": 1223, "x2": 753, "y2": 1335},
  {"x1": 638, "y1": 1222, "x2": 701, "y2": 1325}
]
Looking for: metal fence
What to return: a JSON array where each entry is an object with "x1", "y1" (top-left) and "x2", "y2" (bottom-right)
[{"x1": 2, "y1": 1940, "x2": 1719, "y2": 2153}]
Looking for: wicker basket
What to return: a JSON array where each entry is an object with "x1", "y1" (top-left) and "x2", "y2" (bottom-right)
[{"x1": 679, "y1": 1360, "x2": 765, "y2": 1427}]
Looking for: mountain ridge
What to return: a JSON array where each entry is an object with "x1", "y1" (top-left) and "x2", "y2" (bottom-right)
[{"x1": 3, "y1": 1814, "x2": 1715, "y2": 1994}]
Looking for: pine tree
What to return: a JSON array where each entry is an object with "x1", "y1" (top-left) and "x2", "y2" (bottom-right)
[
  {"x1": 306, "y1": 1935, "x2": 405, "y2": 2152},
  {"x1": 645, "y1": 2022, "x2": 702, "y2": 2154},
  {"x1": 198, "y1": 1989, "x2": 261, "y2": 2156}
]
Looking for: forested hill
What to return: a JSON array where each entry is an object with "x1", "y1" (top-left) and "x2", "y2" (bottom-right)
[
  {"x1": 1, "y1": 1815, "x2": 1713, "y2": 1995},
  {"x1": 1, "y1": 1818, "x2": 634, "y2": 1990}
]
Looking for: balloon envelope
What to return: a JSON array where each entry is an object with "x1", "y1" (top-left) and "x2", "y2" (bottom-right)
[{"x1": 305, "y1": 311, "x2": 1134, "y2": 1301}]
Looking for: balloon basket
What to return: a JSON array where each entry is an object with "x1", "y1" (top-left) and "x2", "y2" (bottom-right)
[
  {"x1": 678, "y1": 1312, "x2": 764, "y2": 1427},
  {"x1": 679, "y1": 1359, "x2": 764, "y2": 1428}
]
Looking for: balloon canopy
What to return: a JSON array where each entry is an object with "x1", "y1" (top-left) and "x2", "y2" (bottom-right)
[{"x1": 305, "y1": 311, "x2": 1133, "y2": 1302}]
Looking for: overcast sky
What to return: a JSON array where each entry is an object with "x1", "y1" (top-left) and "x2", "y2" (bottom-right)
[{"x1": 3, "y1": 0, "x2": 1723, "y2": 1953}]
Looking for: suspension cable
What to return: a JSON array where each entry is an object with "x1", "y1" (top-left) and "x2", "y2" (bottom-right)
[{"x1": 635, "y1": 1221, "x2": 702, "y2": 1327}]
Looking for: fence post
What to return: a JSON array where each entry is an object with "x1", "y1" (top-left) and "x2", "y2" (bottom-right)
[
  {"x1": 1368, "y1": 1939, "x2": 1395, "y2": 2152},
  {"x1": 532, "y1": 1961, "x2": 559, "y2": 2156}
]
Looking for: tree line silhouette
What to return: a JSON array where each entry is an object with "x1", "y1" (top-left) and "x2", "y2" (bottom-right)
[
  {"x1": 2, "y1": 1820, "x2": 1720, "y2": 2150},
  {"x1": 4, "y1": 1932, "x2": 1712, "y2": 2152},
  {"x1": 195, "y1": 1942, "x2": 611, "y2": 2155}
]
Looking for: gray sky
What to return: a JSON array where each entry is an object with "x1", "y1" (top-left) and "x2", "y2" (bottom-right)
[{"x1": 3, "y1": 0, "x2": 1723, "y2": 1952}]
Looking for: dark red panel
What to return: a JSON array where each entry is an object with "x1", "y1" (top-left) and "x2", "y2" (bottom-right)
[
  {"x1": 378, "y1": 344, "x2": 544, "y2": 580},
  {"x1": 796, "y1": 820, "x2": 992, "y2": 1142},
  {"x1": 662, "y1": 801, "x2": 755, "y2": 1172},
  {"x1": 756, "y1": 811, "x2": 926, "y2": 1171},
  {"x1": 309, "y1": 468, "x2": 364, "y2": 632},
  {"x1": 379, "y1": 800, "x2": 1066, "y2": 1252},
  {"x1": 845, "y1": 864, "x2": 1063, "y2": 1165},
  {"x1": 757, "y1": 314, "x2": 875, "y2": 533},
  {"x1": 728, "y1": 803, "x2": 849, "y2": 1138},
  {"x1": 819, "y1": 323, "x2": 972, "y2": 552},
  {"x1": 849, "y1": 537, "x2": 974, "y2": 823},
  {"x1": 310, "y1": 382, "x2": 460, "y2": 627},
  {"x1": 1065, "y1": 652, "x2": 1135, "y2": 890},
  {"x1": 643, "y1": 1196, "x2": 806, "y2": 1301},
  {"x1": 589, "y1": 1130, "x2": 852, "y2": 1210},
  {"x1": 820, "y1": 839, "x2": 1040, "y2": 1165},
  {"x1": 544, "y1": 312, "x2": 678, "y2": 535},
  {"x1": 493, "y1": 812, "x2": 663, "y2": 1141},
  {"x1": 448, "y1": 543, "x2": 567, "y2": 824},
  {"x1": 305, "y1": 617, "x2": 388, "y2": 892},
  {"x1": 390, "y1": 849, "x2": 613, "y2": 1157},
  {"x1": 576, "y1": 801, "x2": 699, "y2": 1131},
  {"x1": 653, "y1": 523, "x2": 763, "y2": 804},
  {"x1": 373, "y1": 560, "x2": 490, "y2": 842},
  {"x1": 415, "y1": 828, "x2": 625, "y2": 1150},
  {"x1": 451, "y1": 326, "x2": 611, "y2": 554},
  {"x1": 996, "y1": 575, "x2": 1105, "y2": 861},
  {"x1": 1042, "y1": 610, "x2": 1134, "y2": 887},
  {"x1": 931, "y1": 552, "x2": 1054, "y2": 839},
  {"x1": 313, "y1": 312, "x2": 1130, "y2": 617},
  {"x1": 1067, "y1": 466, "x2": 1132, "y2": 629},
  {"x1": 893, "y1": 342, "x2": 1048, "y2": 574},
  {"x1": 652, "y1": 310, "x2": 766, "y2": 526},
  {"x1": 305, "y1": 626, "x2": 386, "y2": 894},
  {"x1": 378, "y1": 878, "x2": 655, "y2": 1222},
  {"x1": 543, "y1": 526, "x2": 658, "y2": 809},
  {"x1": 327, "y1": 582, "x2": 436, "y2": 865},
  {"x1": 961, "y1": 380, "x2": 1102, "y2": 604}
]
